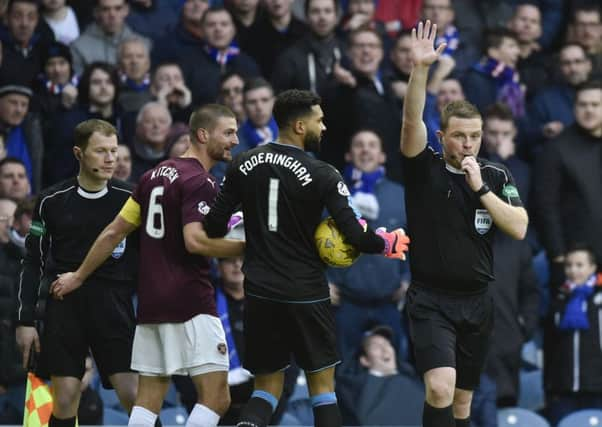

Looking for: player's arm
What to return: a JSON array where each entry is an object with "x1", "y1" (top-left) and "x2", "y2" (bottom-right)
[
  {"x1": 205, "y1": 163, "x2": 243, "y2": 238},
  {"x1": 183, "y1": 222, "x2": 245, "y2": 257},
  {"x1": 463, "y1": 157, "x2": 528, "y2": 240},
  {"x1": 50, "y1": 197, "x2": 140, "y2": 298},
  {"x1": 401, "y1": 20, "x2": 446, "y2": 158}
]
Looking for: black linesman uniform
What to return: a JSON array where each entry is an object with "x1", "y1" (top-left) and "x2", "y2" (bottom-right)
[
  {"x1": 402, "y1": 147, "x2": 523, "y2": 389},
  {"x1": 16, "y1": 178, "x2": 138, "y2": 387},
  {"x1": 205, "y1": 142, "x2": 385, "y2": 374}
]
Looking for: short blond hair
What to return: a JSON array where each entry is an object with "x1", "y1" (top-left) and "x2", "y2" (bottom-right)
[{"x1": 440, "y1": 100, "x2": 482, "y2": 131}]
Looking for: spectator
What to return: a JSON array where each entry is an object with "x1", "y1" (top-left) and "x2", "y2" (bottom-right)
[
  {"x1": 130, "y1": 101, "x2": 171, "y2": 181},
  {"x1": 165, "y1": 122, "x2": 190, "y2": 159},
  {"x1": 507, "y1": 2, "x2": 551, "y2": 99},
  {"x1": 151, "y1": 0, "x2": 209, "y2": 65},
  {"x1": 374, "y1": 0, "x2": 422, "y2": 38},
  {"x1": 0, "y1": 84, "x2": 42, "y2": 192},
  {"x1": 0, "y1": 0, "x2": 53, "y2": 86},
  {"x1": 338, "y1": 0, "x2": 390, "y2": 53},
  {"x1": 271, "y1": 0, "x2": 346, "y2": 96},
  {"x1": 0, "y1": 130, "x2": 6, "y2": 160},
  {"x1": 0, "y1": 158, "x2": 30, "y2": 202},
  {"x1": 227, "y1": 0, "x2": 260, "y2": 45},
  {"x1": 181, "y1": 7, "x2": 260, "y2": 106},
  {"x1": 336, "y1": 326, "x2": 424, "y2": 426},
  {"x1": 463, "y1": 28, "x2": 524, "y2": 118},
  {"x1": 485, "y1": 230, "x2": 539, "y2": 407},
  {"x1": 238, "y1": 77, "x2": 277, "y2": 151},
  {"x1": 328, "y1": 130, "x2": 410, "y2": 361},
  {"x1": 149, "y1": 62, "x2": 192, "y2": 124},
  {"x1": 113, "y1": 144, "x2": 132, "y2": 181},
  {"x1": 325, "y1": 28, "x2": 402, "y2": 181},
  {"x1": 421, "y1": 0, "x2": 479, "y2": 77},
  {"x1": 0, "y1": 196, "x2": 25, "y2": 425},
  {"x1": 524, "y1": 43, "x2": 593, "y2": 158},
  {"x1": 33, "y1": 42, "x2": 79, "y2": 117},
  {"x1": 117, "y1": 37, "x2": 153, "y2": 113},
  {"x1": 386, "y1": 30, "x2": 413, "y2": 102},
  {"x1": 44, "y1": 62, "x2": 122, "y2": 185},
  {"x1": 70, "y1": 0, "x2": 151, "y2": 75},
  {"x1": 41, "y1": 0, "x2": 80, "y2": 44},
  {"x1": 566, "y1": 3, "x2": 602, "y2": 78},
  {"x1": 423, "y1": 56, "x2": 463, "y2": 152},
  {"x1": 481, "y1": 103, "x2": 530, "y2": 206},
  {"x1": 245, "y1": 0, "x2": 308, "y2": 78},
  {"x1": 125, "y1": 0, "x2": 178, "y2": 42},
  {"x1": 217, "y1": 72, "x2": 246, "y2": 124},
  {"x1": 544, "y1": 244, "x2": 602, "y2": 425},
  {"x1": 534, "y1": 80, "x2": 602, "y2": 290}
]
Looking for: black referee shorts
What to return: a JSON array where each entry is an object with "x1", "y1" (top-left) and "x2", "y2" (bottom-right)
[
  {"x1": 243, "y1": 295, "x2": 340, "y2": 374},
  {"x1": 37, "y1": 280, "x2": 135, "y2": 388},
  {"x1": 405, "y1": 284, "x2": 494, "y2": 390}
]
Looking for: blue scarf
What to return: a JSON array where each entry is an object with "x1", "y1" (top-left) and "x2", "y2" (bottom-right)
[
  {"x1": 215, "y1": 287, "x2": 242, "y2": 370},
  {"x1": 472, "y1": 57, "x2": 525, "y2": 118},
  {"x1": 6, "y1": 126, "x2": 34, "y2": 189},
  {"x1": 239, "y1": 117, "x2": 279, "y2": 149},
  {"x1": 205, "y1": 41, "x2": 240, "y2": 67},
  {"x1": 559, "y1": 274, "x2": 597, "y2": 331},
  {"x1": 120, "y1": 73, "x2": 150, "y2": 92},
  {"x1": 343, "y1": 165, "x2": 385, "y2": 195},
  {"x1": 436, "y1": 25, "x2": 459, "y2": 56},
  {"x1": 42, "y1": 74, "x2": 79, "y2": 95}
]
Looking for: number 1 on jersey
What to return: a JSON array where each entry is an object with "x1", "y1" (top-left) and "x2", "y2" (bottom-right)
[
  {"x1": 268, "y1": 178, "x2": 279, "y2": 232},
  {"x1": 146, "y1": 186, "x2": 165, "y2": 239}
]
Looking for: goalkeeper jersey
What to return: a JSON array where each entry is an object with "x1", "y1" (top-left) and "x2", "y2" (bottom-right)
[{"x1": 205, "y1": 141, "x2": 384, "y2": 302}]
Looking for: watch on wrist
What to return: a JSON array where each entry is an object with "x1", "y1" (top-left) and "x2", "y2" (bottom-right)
[{"x1": 475, "y1": 183, "x2": 491, "y2": 197}]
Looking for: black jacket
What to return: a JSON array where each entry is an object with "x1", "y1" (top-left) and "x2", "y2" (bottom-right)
[
  {"x1": 485, "y1": 233, "x2": 539, "y2": 401},
  {"x1": 544, "y1": 277, "x2": 602, "y2": 394},
  {"x1": 533, "y1": 124, "x2": 602, "y2": 263}
]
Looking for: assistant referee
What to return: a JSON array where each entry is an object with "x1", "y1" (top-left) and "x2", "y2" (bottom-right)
[{"x1": 400, "y1": 22, "x2": 529, "y2": 427}]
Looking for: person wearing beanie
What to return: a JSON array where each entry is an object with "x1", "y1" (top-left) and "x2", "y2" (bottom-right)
[
  {"x1": 33, "y1": 41, "x2": 79, "y2": 115},
  {"x1": 0, "y1": 83, "x2": 43, "y2": 193}
]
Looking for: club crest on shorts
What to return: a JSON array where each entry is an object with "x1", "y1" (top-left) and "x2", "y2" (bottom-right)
[
  {"x1": 112, "y1": 238, "x2": 127, "y2": 259},
  {"x1": 217, "y1": 343, "x2": 227, "y2": 355},
  {"x1": 474, "y1": 209, "x2": 492, "y2": 235},
  {"x1": 198, "y1": 201, "x2": 211, "y2": 215}
]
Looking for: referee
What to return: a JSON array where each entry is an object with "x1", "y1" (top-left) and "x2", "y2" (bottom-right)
[
  {"x1": 401, "y1": 22, "x2": 528, "y2": 427},
  {"x1": 15, "y1": 120, "x2": 139, "y2": 427}
]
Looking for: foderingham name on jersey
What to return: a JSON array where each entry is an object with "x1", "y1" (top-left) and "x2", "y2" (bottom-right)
[
  {"x1": 238, "y1": 152, "x2": 313, "y2": 186},
  {"x1": 151, "y1": 166, "x2": 180, "y2": 183}
]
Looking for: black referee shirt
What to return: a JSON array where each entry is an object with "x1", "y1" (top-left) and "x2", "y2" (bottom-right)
[
  {"x1": 17, "y1": 178, "x2": 138, "y2": 325},
  {"x1": 205, "y1": 142, "x2": 385, "y2": 302},
  {"x1": 402, "y1": 148, "x2": 523, "y2": 294}
]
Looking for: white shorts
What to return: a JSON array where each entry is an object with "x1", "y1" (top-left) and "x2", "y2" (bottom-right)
[{"x1": 131, "y1": 313, "x2": 229, "y2": 376}]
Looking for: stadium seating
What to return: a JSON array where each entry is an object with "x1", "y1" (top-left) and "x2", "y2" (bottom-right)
[
  {"x1": 103, "y1": 407, "x2": 129, "y2": 425},
  {"x1": 160, "y1": 406, "x2": 188, "y2": 425},
  {"x1": 558, "y1": 409, "x2": 602, "y2": 427},
  {"x1": 498, "y1": 407, "x2": 550, "y2": 427}
]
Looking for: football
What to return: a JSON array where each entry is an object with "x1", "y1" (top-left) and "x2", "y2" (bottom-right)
[{"x1": 314, "y1": 217, "x2": 361, "y2": 268}]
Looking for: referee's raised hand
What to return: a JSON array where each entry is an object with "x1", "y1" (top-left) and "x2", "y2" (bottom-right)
[{"x1": 411, "y1": 20, "x2": 447, "y2": 67}]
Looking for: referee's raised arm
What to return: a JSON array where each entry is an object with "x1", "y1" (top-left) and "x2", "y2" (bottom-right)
[{"x1": 400, "y1": 21, "x2": 447, "y2": 158}]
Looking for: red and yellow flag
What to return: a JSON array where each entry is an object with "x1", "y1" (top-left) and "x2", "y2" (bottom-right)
[{"x1": 23, "y1": 372, "x2": 53, "y2": 427}]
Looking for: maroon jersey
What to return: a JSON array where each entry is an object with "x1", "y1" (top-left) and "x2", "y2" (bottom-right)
[{"x1": 132, "y1": 158, "x2": 219, "y2": 323}]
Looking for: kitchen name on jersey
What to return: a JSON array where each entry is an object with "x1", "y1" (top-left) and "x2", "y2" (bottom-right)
[
  {"x1": 151, "y1": 166, "x2": 179, "y2": 183},
  {"x1": 239, "y1": 152, "x2": 313, "y2": 186}
]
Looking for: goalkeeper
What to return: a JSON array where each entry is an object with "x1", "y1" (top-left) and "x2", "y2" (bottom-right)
[{"x1": 204, "y1": 89, "x2": 409, "y2": 427}]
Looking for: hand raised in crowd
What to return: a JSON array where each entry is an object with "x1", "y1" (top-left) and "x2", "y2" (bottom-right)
[
  {"x1": 542, "y1": 121, "x2": 564, "y2": 138},
  {"x1": 61, "y1": 84, "x2": 78, "y2": 109},
  {"x1": 461, "y1": 156, "x2": 484, "y2": 191},
  {"x1": 410, "y1": 20, "x2": 447, "y2": 67},
  {"x1": 333, "y1": 62, "x2": 357, "y2": 88}
]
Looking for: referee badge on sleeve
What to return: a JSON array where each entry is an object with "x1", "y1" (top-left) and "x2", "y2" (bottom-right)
[
  {"x1": 112, "y1": 238, "x2": 127, "y2": 259},
  {"x1": 474, "y1": 209, "x2": 492, "y2": 235}
]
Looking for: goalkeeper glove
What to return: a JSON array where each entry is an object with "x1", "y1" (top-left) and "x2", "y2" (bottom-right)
[{"x1": 375, "y1": 227, "x2": 410, "y2": 260}]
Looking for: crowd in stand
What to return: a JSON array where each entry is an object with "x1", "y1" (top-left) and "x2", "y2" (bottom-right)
[{"x1": 0, "y1": 0, "x2": 601, "y2": 425}]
